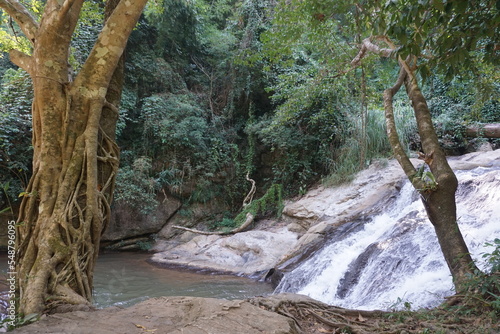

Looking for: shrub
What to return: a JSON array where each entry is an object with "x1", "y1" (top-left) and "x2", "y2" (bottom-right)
[
  {"x1": 0, "y1": 68, "x2": 33, "y2": 207},
  {"x1": 114, "y1": 157, "x2": 159, "y2": 214}
]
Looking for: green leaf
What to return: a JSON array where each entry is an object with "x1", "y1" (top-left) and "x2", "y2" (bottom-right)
[
  {"x1": 432, "y1": 0, "x2": 445, "y2": 12},
  {"x1": 0, "y1": 207, "x2": 11, "y2": 214},
  {"x1": 455, "y1": 0, "x2": 467, "y2": 14}
]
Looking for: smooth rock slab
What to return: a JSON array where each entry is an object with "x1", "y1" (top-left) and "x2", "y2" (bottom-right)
[
  {"x1": 151, "y1": 229, "x2": 298, "y2": 276},
  {"x1": 11, "y1": 296, "x2": 299, "y2": 334}
]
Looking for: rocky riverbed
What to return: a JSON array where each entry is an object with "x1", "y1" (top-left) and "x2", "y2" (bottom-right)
[{"x1": 5, "y1": 149, "x2": 500, "y2": 333}]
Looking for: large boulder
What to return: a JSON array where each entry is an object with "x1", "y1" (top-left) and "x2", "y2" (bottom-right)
[
  {"x1": 151, "y1": 228, "x2": 298, "y2": 277},
  {"x1": 102, "y1": 194, "x2": 181, "y2": 242},
  {"x1": 11, "y1": 296, "x2": 300, "y2": 334}
]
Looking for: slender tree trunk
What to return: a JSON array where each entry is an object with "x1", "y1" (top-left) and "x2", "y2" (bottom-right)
[{"x1": 383, "y1": 60, "x2": 478, "y2": 289}]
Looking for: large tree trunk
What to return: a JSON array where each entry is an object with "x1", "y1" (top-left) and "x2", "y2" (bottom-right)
[
  {"x1": 383, "y1": 59, "x2": 478, "y2": 289},
  {"x1": 0, "y1": 0, "x2": 148, "y2": 315}
]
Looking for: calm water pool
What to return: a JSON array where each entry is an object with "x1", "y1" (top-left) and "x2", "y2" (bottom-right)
[
  {"x1": 0, "y1": 252, "x2": 273, "y2": 310},
  {"x1": 93, "y1": 252, "x2": 273, "y2": 308}
]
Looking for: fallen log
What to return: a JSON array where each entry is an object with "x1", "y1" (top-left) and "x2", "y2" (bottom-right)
[
  {"x1": 465, "y1": 123, "x2": 500, "y2": 138},
  {"x1": 172, "y1": 212, "x2": 254, "y2": 236}
]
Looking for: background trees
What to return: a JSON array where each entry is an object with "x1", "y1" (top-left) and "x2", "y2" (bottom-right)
[{"x1": 259, "y1": 0, "x2": 499, "y2": 288}]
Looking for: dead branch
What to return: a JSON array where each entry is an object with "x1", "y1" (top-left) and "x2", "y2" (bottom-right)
[
  {"x1": 172, "y1": 212, "x2": 254, "y2": 236},
  {"x1": 465, "y1": 123, "x2": 500, "y2": 138},
  {"x1": 242, "y1": 173, "x2": 256, "y2": 207}
]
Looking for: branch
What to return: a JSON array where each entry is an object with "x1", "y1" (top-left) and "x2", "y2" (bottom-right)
[
  {"x1": 172, "y1": 213, "x2": 255, "y2": 236},
  {"x1": 383, "y1": 67, "x2": 423, "y2": 189},
  {"x1": 465, "y1": 123, "x2": 500, "y2": 138},
  {"x1": 76, "y1": 0, "x2": 148, "y2": 89},
  {"x1": 57, "y1": 0, "x2": 85, "y2": 36},
  {"x1": 351, "y1": 37, "x2": 395, "y2": 67},
  {"x1": 9, "y1": 48, "x2": 33, "y2": 73},
  {"x1": 0, "y1": 0, "x2": 39, "y2": 43},
  {"x1": 59, "y1": 0, "x2": 81, "y2": 18}
]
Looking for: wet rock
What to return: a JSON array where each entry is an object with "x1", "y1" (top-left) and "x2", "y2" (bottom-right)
[{"x1": 336, "y1": 242, "x2": 383, "y2": 298}]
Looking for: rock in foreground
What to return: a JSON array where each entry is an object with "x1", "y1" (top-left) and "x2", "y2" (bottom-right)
[{"x1": 12, "y1": 296, "x2": 299, "y2": 334}]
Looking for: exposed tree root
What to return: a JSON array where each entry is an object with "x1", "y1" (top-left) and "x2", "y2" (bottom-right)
[
  {"x1": 249, "y1": 294, "x2": 388, "y2": 334},
  {"x1": 249, "y1": 294, "x2": 499, "y2": 334},
  {"x1": 16, "y1": 125, "x2": 119, "y2": 314}
]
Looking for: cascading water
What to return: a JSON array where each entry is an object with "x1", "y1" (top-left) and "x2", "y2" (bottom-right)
[{"x1": 275, "y1": 166, "x2": 500, "y2": 310}]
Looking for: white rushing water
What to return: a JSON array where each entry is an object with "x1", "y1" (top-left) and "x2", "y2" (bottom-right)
[{"x1": 275, "y1": 166, "x2": 500, "y2": 311}]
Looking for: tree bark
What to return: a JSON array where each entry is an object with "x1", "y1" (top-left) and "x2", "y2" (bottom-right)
[
  {"x1": 383, "y1": 58, "x2": 478, "y2": 289},
  {"x1": 0, "y1": 0, "x2": 148, "y2": 315},
  {"x1": 352, "y1": 38, "x2": 479, "y2": 289}
]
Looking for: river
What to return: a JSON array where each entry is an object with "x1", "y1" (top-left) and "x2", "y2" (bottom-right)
[
  {"x1": 92, "y1": 252, "x2": 273, "y2": 308},
  {"x1": 0, "y1": 251, "x2": 273, "y2": 318}
]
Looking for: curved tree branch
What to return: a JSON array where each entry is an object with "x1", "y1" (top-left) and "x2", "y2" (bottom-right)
[
  {"x1": 76, "y1": 0, "x2": 148, "y2": 90},
  {"x1": 352, "y1": 38, "x2": 421, "y2": 187},
  {"x1": 383, "y1": 66, "x2": 423, "y2": 189},
  {"x1": 0, "y1": 0, "x2": 39, "y2": 43},
  {"x1": 351, "y1": 37, "x2": 395, "y2": 67}
]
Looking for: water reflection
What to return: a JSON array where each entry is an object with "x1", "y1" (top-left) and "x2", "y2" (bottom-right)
[
  {"x1": 93, "y1": 252, "x2": 273, "y2": 308},
  {"x1": 0, "y1": 251, "x2": 273, "y2": 314}
]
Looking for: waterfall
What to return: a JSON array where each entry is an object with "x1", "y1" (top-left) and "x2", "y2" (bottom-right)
[{"x1": 275, "y1": 166, "x2": 500, "y2": 310}]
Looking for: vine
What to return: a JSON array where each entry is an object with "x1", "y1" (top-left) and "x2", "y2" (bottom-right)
[
  {"x1": 233, "y1": 183, "x2": 283, "y2": 227},
  {"x1": 16, "y1": 104, "x2": 120, "y2": 313},
  {"x1": 173, "y1": 183, "x2": 283, "y2": 235}
]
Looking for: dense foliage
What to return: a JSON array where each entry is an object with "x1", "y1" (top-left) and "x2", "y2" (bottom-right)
[
  {"x1": 0, "y1": 68, "x2": 32, "y2": 208},
  {"x1": 1, "y1": 0, "x2": 499, "y2": 226}
]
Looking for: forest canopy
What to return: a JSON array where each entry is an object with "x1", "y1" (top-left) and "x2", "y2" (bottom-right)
[{"x1": 1, "y1": 0, "x2": 498, "y2": 224}]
